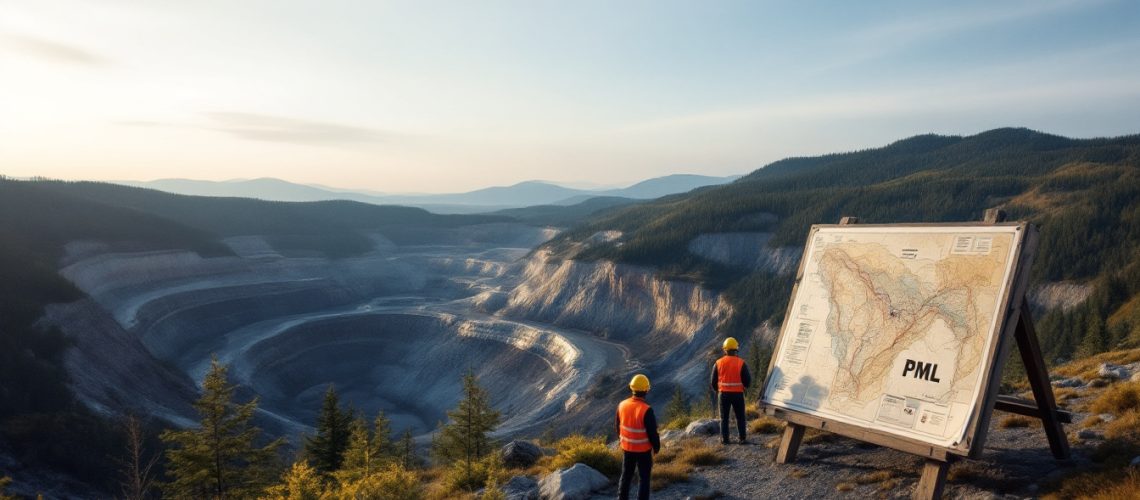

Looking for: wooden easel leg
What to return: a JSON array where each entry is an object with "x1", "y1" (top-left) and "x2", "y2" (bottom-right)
[
  {"x1": 914, "y1": 459, "x2": 949, "y2": 500},
  {"x1": 1014, "y1": 300, "x2": 1071, "y2": 460},
  {"x1": 775, "y1": 423, "x2": 805, "y2": 464}
]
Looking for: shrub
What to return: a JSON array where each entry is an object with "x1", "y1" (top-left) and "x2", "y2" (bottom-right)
[
  {"x1": 549, "y1": 435, "x2": 621, "y2": 478},
  {"x1": 749, "y1": 416, "x2": 783, "y2": 434},
  {"x1": 675, "y1": 444, "x2": 724, "y2": 467},
  {"x1": 650, "y1": 462, "x2": 690, "y2": 491},
  {"x1": 1089, "y1": 382, "x2": 1140, "y2": 415},
  {"x1": 339, "y1": 464, "x2": 421, "y2": 500},
  {"x1": 999, "y1": 415, "x2": 1034, "y2": 428}
]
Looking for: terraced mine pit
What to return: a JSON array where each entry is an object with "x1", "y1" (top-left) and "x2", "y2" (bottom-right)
[{"x1": 52, "y1": 224, "x2": 623, "y2": 437}]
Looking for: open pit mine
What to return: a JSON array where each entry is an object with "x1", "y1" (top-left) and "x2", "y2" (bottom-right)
[{"x1": 41, "y1": 223, "x2": 751, "y2": 443}]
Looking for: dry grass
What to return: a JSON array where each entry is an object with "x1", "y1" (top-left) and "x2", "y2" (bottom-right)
[
  {"x1": 650, "y1": 462, "x2": 690, "y2": 491},
  {"x1": 1089, "y1": 382, "x2": 1140, "y2": 415},
  {"x1": 1082, "y1": 414, "x2": 1105, "y2": 429},
  {"x1": 1052, "y1": 349, "x2": 1140, "y2": 380},
  {"x1": 789, "y1": 468, "x2": 810, "y2": 479},
  {"x1": 878, "y1": 478, "x2": 900, "y2": 491},
  {"x1": 1054, "y1": 387, "x2": 1081, "y2": 403},
  {"x1": 1043, "y1": 468, "x2": 1140, "y2": 500},
  {"x1": 675, "y1": 445, "x2": 725, "y2": 467},
  {"x1": 1104, "y1": 410, "x2": 1140, "y2": 442},
  {"x1": 854, "y1": 470, "x2": 894, "y2": 485},
  {"x1": 835, "y1": 482, "x2": 857, "y2": 492},
  {"x1": 999, "y1": 415, "x2": 1035, "y2": 428},
  {"x1": 946, "y1": 462, "x2": 985, "y2": 482},
  {"x1": 749, "y1": 415, "x2": 784, "y2": 435}
]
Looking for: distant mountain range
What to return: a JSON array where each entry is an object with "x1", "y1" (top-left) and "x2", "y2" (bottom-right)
[{"x1": 116, "y1": 174, "x2": 741, "y2": 213}]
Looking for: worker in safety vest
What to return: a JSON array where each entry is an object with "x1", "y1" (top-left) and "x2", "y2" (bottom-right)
[
  {"x1": 710, "y1": 337, "x2": 752, "y2": 444},
  {"x1": 615, "y1": 374, "x2": 660, "y2": 500}
]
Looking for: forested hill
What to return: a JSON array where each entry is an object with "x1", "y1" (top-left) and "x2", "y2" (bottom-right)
[
  {"x1": 542, "y1": 128, "x2": 1140, "y2": 362},
  {"x1": 0, "y1": 178, "x2": 511, "y2": 491}
]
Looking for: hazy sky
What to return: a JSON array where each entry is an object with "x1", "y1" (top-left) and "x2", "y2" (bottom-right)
[{"x1": 2, "y1": 0, "x2": 1139, "y2": 193}]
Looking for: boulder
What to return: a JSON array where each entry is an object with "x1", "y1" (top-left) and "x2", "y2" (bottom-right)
[
  {"x1": 538, "y1": 463, "x2": 609, "y2": 500},
  {"x1": 502, "y1": 475, "x2": 539, "y2": 500},
  {"x1": 660, "y1": 429, "x2": 684, "y2": 443},
  {"x1": 501, "y1": 440, "x2": 544, "y2": 468},
  {"x1": 1078, "y1": 429, "x2": 1104, "y2": 440},
  {"x1": 1051, "y1": 377, "x2": 1084, "y2": 388},
  {"x1": 1098, "y1": 363, "x2": 1130, "y2": 380},
  {"x1": 685, "y1": 418, "x2": 720, "y2": 436}
]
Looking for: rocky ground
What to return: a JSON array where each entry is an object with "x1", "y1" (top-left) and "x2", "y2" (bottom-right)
[{"x1": 500, "y1": 352, "x2": 1140, "y2": 500}]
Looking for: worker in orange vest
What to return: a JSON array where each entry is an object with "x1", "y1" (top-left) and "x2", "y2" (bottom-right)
[
  {"x1": 710, "y1": 337, "x2": 752, "y2": 444},
  {"x1": 616, "y1": 374, "x2": 660, "y2": 500}
]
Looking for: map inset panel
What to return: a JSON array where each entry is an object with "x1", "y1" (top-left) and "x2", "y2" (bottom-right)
[{"x1": 762, "y1": 225, "x2": 1025, "y2": 449}]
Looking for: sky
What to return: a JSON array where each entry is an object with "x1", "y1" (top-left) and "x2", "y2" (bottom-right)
[{"x1": 2, "y1": 0, "x2": 1139, "y2": 193}]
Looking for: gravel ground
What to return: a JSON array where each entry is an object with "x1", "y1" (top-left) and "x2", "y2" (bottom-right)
[{"x1": 587, "y1": 413, "x2": 1096, "y2": 500}]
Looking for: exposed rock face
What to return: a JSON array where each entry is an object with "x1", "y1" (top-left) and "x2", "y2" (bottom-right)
[
  {"x1": 502, "y1": 251, "x2": 730, "y2": 346},
  {"x1": 686, "y1": 232, "x2": 801, "y2": 275},
  {"x1": 1029, "y1": 281, "x2": 1094, "y2": 311},
  {"x1": 538, "y1": 463, "x2": 609, "y2": 500},
  {"x1": 50, "y1": 225, "x2": 588, "y2": 438},
  {"x1": 40, "y1": 299, "x2": 198, "y2": 427}
]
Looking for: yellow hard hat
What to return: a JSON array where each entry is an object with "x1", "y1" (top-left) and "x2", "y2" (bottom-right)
[
  {"x1": 629, "y1": 374, "x2": 650, "y2": 392},
  {"x1": 723, "y1": 337, "x2": 739, "y2": 351}
]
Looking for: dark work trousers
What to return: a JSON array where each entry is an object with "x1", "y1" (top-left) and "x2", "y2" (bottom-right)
[
  {"x1": 719, "y1": 391, "x2": 747, "y2": 442},
  {"x1": 618, "y1": 450, "x2": 653, "y2": 500}
]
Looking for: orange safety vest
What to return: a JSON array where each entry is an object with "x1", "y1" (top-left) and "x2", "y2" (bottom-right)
[
  {"x1": 716, "y1": 355, "x2": 745, "y2": 393},
  {"x1": 617, "y1": 397, "x2": 652, "y2": 453}
]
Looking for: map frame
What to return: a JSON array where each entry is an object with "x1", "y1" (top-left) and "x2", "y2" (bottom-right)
[{"x1": 759, "y1": 221, "x2": 1039, "y2": 459}]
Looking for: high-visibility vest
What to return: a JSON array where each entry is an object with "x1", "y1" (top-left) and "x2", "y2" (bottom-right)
[
  {"x1": 617, "y1": 397, "x2": 652, "y2": 453},
  {"x1": 716, "y1": 355, "x2": 745, "y2": 393}
]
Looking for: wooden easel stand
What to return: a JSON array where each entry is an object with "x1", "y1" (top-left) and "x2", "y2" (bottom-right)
[{"x1": 772, "y1": 210, "x2": 1070, "y2": 499}]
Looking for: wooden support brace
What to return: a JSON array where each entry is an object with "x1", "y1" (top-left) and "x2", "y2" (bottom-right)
[
  {"x1": 914, "y1": 459, "x2": 950, "y2": 500},
  {"x1": 1014, "y1": 301, "x2": 1071, "y2": 459},
  {"x1": 775, "y1": 424, "x2": 805, "y2": 464}
]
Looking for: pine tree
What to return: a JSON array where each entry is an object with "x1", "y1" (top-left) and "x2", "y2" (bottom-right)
[
  {"x1": 432, "y1": 372, "x2": 501, "y2": 487},
  {"x1": 397, "y1": 429, "x2": 416, "y2": 469},
  {"x1": 118, "y1": 415, "x2": 158, "y2": 500},
  {"x1": 372, "y1": 410, "x2": 393, "y2": 459},
  {"x1": 665, "y1": 386, "x2": 690, "y2": 423},
  {"x1": 336, "y1": 417, "x2": 381, "y2": 484},
  {"x1": 746, "y1": 340, "x2": 772, "y2": 401},
  {"x1": 161, "y1": 358, "x2": 284, "y2": 499},
  {"x1": 303, "y1": 385, "x2": 351, "y2": 474}
]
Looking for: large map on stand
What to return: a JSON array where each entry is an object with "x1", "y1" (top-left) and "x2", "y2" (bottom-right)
[{"x1": 761, "y1": 224, "x2": 1026, "y2": 449}]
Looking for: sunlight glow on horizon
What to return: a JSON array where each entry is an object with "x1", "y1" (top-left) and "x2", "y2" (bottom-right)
[{"x1": 1, "y1": 0, "x2": 1138, "y2": 193}]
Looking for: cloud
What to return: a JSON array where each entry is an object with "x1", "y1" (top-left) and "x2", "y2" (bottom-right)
[
  {"x1": 0, "y1": 33, "x2": 109, "y2": 65},
  {"x1": 204, "y1": 112, "x2": 387, "y2": 145}
]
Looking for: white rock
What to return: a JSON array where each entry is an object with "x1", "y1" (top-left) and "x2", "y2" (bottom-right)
[
  {"x1": 1097, "y1": 363, "x2": 1130, "y2": 380},
  {"x1": 660, "y1": 429, "x2": 684, "y2": 442},
  {"x1": 1052, "y1": 377, "x2": 1084, "y2": 388},
  {"x1": 502, "y1": 475, "x2": 539, "y2": 500},
  {"x1": 1098, "y1": 413, "x2": 1117, "y2": 423},
  {"x1": 684, "y1": 418, "x2": 721, "y2": 436},
  {"x1": 539, "y1": 463, "x2": 609, "y2": 500}
]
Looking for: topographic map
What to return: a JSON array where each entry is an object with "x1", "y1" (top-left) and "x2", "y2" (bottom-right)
[{"x1": 762, "y1": 225, "x2": 1025, "y2": 448}]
